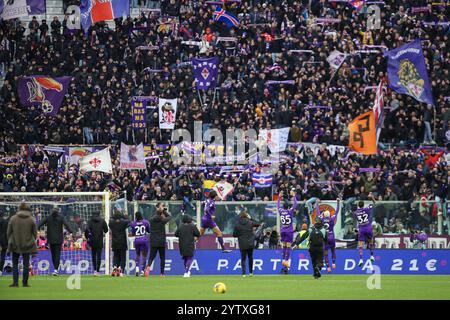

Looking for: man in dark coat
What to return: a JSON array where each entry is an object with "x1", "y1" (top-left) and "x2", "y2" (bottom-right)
[
  {"x1": 146, "y1": 203, "x2": 171, "y2": 277},
  {"x1": 7, "y1": 203, "x2": 37, "y2": 287},
  {"x1": 0, "y1": 211, "x2": 9, "y2": 275},
  {"x1": 109, "y1": 209, "x2": 130, "y2": 276},
  {"x1": 37, "y1": 207, "x2": 74, "y2": 276},
  {"x1": 233, "y1": 210, "x2": 263, "y2": 277},
  {"x1": 175, "y1": 214, "x2": 200, "y2": 277},
  {"x1": 308, "y1": 218, "x2": 328, "y2": 279},
  {"x1": 85, "y1": 211, "x2": 108, "y2": 276}
]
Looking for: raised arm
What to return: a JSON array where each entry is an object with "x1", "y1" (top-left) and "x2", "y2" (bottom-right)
[
  {"x1": 37, "y1": 216, "x2": 48, "y2": 230},
  {"x1": 291, "y1": 194, "x2": 298, "y2": 210},
  {"x1": 277, "y1": 191, "x2": 283, "y2": 211},
  {"x1": 334, "y1": 198, "x2": 341, "y2": 221},
  {"x1": 62, "y1": 216, "x2": 75, "y2": 234},
  {"x1": 306, "y1": 197, "x2": 317, "y2": 213},
  {"x1": 420, "y1": 148, "x2": 431, "y2": 157}
]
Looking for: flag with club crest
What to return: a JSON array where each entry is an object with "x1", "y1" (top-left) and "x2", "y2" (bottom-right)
[
  {"x1": 212, "y1": 181, "x2": 234, "y2": 200},
  {"x1": 158, "y1": 98, "x2": 178, "y2": 129},
  {"x1": 384, "y1": 39, "x2": 434, "y2": 106},
  {"x1": 18, "y1": 76, "x2": 72, "y2": 116},
  {"x1": 192, "y1": 57, "x2": 219, "y2": 89},
  {"x1": 79, "y1": 148, "x2": 112, "y2": 174}
]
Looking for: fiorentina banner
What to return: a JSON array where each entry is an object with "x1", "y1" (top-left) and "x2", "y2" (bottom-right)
[
  {"x1": 259, "y1": 128, "x2": 290, "y2": 153},
  {"x1": 131, "y1": 97, "x2": 147, "y2": 130},
  {"x1": 80, "y1": 0, "x2": 129, "y2": 32},
  {"x1": 348, "y1": 111, "x2": 377, "y2": 155},
  {"x1": 384, "y1": 39, "x2": 434, "y2": 105},
  {"x1": 212, "y1": 181, "x2": 234, "y2": 200},
  {"x1": 158, "y1": 98, "x2": 177, "y2": 129},
  {"x1": 192, "y1": 57, "x2": 219, "y2": 89},
  {"x1": 1, "y1": 0, "x2": 46, "y2": 20},
  {"x1": 119, "y1": 143, "x2": 146, "y2": 170},
  {"x1": 79, "y1": 148, "x2": 112, "y2": 174},
  {"x1": 18, "y1": 76, "x2": 71, "y2": 116}
]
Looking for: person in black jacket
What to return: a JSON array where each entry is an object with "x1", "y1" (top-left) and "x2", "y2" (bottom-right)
[
  {"x1": 109, "y1": 210, "x2": 130, "y2": 277},
  {"x1": 146, "y1": 203, "x2": 171, "y2": 277},
  {"x1": 37, "y1": 208, "x2": 74, "y2": 276},
  {"x1": 85, "y1": 211, "x2": 108, "y2": 276},
  {"x1": 0, "y1": 211, "x2": 9, "y2": 276},
  {"x1": 233, "y1": 210, "x2": 263, "y2": 277},
  {"x1": 175, "y1": 214, "x2": 200, "y2": 278},
  {"x1": 308, "y1": 218, "x2": 328, "y2": 279}
]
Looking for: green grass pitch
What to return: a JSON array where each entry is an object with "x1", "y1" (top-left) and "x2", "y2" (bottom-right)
[{"x1": 1, "y1": 275, "x2": 449, "y2": 300}]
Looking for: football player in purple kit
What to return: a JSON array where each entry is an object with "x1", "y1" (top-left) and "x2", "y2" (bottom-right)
[
  {"x1": 322, "y1": 198, "x2": 340, "y2": 273},
  {"x1": 277, "y1": 189, "x2": 298, "y2": 274},
  {"x1": 353, "y1": 193, "x2": 376, "y2": 267},
  {"x1": 200, "y1": 190, "x2": 231, "y2": 253},
  {"x1": 130, "y1": 211, "x2": 150, "y2": 276}
]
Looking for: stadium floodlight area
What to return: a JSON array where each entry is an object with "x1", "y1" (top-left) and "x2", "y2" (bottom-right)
[{"x1": 0, "y1": 192, "x2": 111, "y2": 275}]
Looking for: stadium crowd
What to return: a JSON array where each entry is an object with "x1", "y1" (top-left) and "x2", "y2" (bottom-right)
[{"x1": 0, "y1": 0, "x2": 449, "y2": 236}]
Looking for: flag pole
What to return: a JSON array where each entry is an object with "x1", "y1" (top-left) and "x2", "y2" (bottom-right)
[{"x1": 197, "y1": 89, "x2": 203, "y2": 106}]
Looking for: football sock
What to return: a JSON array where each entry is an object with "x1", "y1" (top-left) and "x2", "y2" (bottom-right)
[
  {"x1": 332, "y1": 248, "x2": 336, "y2": 264},
  {"x1": 217, "y1": 237, "x2": 225, "y2": 250},
  {"x1": 359, "y1": 246, "x2": 363, "y2": 259},
  {"x1": 285, "y1": 247, "x2": 291, "y2": 261}
]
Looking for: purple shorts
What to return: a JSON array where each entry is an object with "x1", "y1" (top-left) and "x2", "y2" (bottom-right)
[
  {"x1": 134, "y1": 240, "x2": 149, "y2": 256},
  {"x1": 280, "y1": 230, "x2": 293, "y2": 243},
  {"x1": 358, "y1": 227, "x2": 373, "y2": 242},
  {"x1": 324, "y1": 237, "x2": 336, "y2": 250},
  {"x1": 201, "y1": 217, "x2": 217, "y2": 230}
]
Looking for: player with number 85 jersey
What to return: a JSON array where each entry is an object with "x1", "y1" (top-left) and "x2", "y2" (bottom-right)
[
  {"x1": 130, "y1": 211, "x2": 150, "y2": 276},
  {"x1": 277, "y1": 190, "x2": 298, "y2": 274}
]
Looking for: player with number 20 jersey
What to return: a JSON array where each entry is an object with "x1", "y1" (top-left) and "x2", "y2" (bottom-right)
[{"x1": 130, "y1": 212, "x2": 150, "y2": 276}]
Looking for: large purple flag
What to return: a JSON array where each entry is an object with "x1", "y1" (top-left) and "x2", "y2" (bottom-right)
[
  {"x1": 384, "y1": 39, "x2": 434, "y2": 106},
  {"x1": 18, "y1": 76, "x2": 72, "y2": 116},
  {"x1": 192, "y1": 57, "x2": 219, "y2": 89}
]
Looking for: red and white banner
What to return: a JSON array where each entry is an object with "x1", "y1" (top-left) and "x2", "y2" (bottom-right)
[
  {"x1": 158, "y1": 98, "x2": 177, "y2": 129},
  {"x1": 212, "y1": 181, "x2": 234, "y2": 200},
  {"x1": 79, "y1": 148, "x2": 112, "y2": 174},
  {"x1": 372, "y1": 79, "x2": 385, "y2": 144},
  {"x1": 119, "y1": 143, "x2": 146, "y2": 170}
]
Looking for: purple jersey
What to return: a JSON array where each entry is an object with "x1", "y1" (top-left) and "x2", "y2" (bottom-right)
[
  {"x1": 353, "y1": 205, "x2": 373, "y2": 229},
  {"x1": 354, "y1": 205, "x2": 373, "y2": 241},
  {"x1": 204, "y1": 198, "x2": 216, "y2": 219},
  {"x1": 277, "y1": 196, "x2": 298, "y2": 233},
  {"x1": 131, "y1": 219, "x2": 150, "y2": 243},
  {"x1": 322, "y1": 202, "x2": 340, "y2": 239}
]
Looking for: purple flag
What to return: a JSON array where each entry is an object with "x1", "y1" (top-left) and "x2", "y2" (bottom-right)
[
  {"x1": 384, "y1": 39, "x2": 434, "y2": 106},
  {"x1": 192, "y1": 57, "x2": 219, "y2": 89},
  {"x1": 18, "y1": 76, "x2": 72, "y2": 116},
  {"x1": 131, "y1": 97, "x2": 147, "y2": 130},
  {"x1": 28, "y1": 0, "x2": 46, "y2": 14}
]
